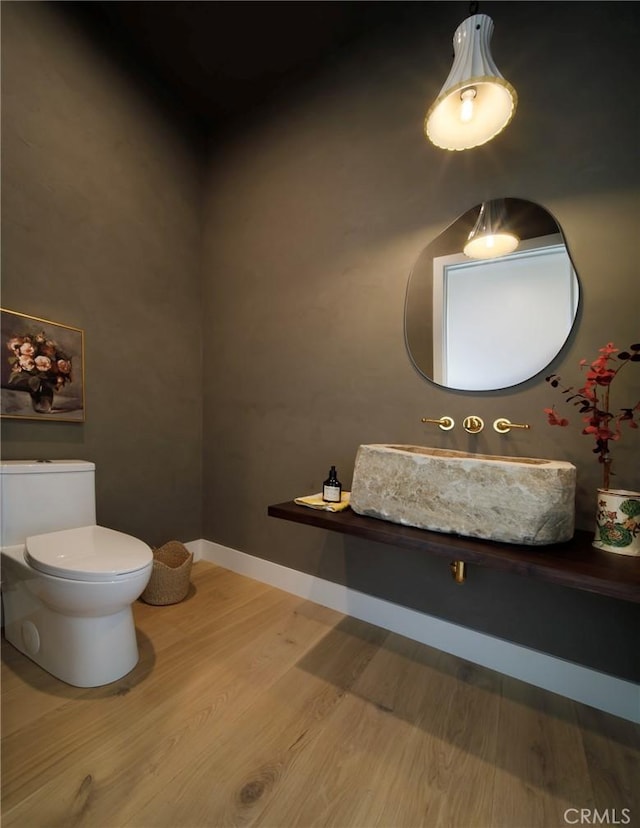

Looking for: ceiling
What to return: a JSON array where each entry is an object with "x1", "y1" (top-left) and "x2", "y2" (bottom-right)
[{"x1": 65, "y1": 1, "x2": 433, "y2": 131}]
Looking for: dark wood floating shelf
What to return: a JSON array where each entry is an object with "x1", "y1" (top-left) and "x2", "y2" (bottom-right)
[{"x1": 268, "y1": 501, "x2": 640, "y2": 604}]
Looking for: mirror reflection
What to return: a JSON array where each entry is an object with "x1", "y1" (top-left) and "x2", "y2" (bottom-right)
[{"x1": 405, "y1": 198, "x2": 580, "y2": 391}]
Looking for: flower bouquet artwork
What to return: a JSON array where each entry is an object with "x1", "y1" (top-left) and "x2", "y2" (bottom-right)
[
  {"x1": 1, "y1": 309, "x2": 85, "y2": 422},
  {"x1": 544, "y1": 342, "x2": 640, "y2": 555}
]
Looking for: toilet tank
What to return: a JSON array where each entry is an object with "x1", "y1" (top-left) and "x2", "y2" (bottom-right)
[{"x1": 0, "y1": 460, "x2": 97, "y2": 548}]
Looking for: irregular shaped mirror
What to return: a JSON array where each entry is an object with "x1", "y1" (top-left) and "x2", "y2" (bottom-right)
[{"x1": 405, "y1": 198, "x2": 580, "y2": 391}]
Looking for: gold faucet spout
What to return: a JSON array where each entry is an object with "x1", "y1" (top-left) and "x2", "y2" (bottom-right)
[{"x1": 463, "y1": 416, "x2": 484, "y2": 434}]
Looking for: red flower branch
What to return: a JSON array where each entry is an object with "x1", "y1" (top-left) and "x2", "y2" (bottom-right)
[{"x1": 545, "y1": 342, "x2": 640, "y2": 489}]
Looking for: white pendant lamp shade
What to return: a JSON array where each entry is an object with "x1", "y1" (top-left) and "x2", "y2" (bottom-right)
[
  {"x1": 425, "y1": 14, "x2": 517, "y2": 151},
  {"x1": 463, "y1": 200, "x2": 519, "y2": 259}
]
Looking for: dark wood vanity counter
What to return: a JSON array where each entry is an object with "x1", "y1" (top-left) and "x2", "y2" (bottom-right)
[{"x1": 268, "y1": 501, "x2": 640, "y2": 604}]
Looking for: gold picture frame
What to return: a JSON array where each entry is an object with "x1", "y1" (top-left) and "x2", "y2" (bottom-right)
[{"x1": 1, "y1": 308, "x2": 85, "y2": 422}]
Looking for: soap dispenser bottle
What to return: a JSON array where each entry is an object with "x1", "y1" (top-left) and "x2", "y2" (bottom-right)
[{"x1": 322, "y1": 466, "x2": 342, "y2": 503}]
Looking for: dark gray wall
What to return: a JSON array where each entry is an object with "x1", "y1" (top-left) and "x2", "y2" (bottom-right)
[
  {"x1": 1, "y1": 2, "x2": 203, "y2": 546},
  {"x1": 201, "y1": 2, "x2": 640, "y2": 681}
]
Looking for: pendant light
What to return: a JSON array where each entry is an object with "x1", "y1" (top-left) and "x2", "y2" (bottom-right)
[
  {"x1": 463, "y1": 200, "x2": 519, "y2": 259},
  {"x1": 425, "y1": 8, "x2": 517, "y2": 151}
]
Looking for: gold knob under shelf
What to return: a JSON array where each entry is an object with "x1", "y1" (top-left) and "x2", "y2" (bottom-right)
[
  {"x1": 493, "y1": 418, "x2": 531, "y2": 434},
  {"x1": 421, "y1": 416, "x2": 455, "y2": 431},
  {"x1": 450, "y1": 561, "x2": 466, "y2": 584},
  {"x1": 463, "y1": 415, "x2": 484, "y2": 434}
]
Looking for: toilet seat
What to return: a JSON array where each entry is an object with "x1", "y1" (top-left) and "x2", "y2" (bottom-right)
[{"x1": 26, "y1": 525, "x2": 152, "y2": 582}]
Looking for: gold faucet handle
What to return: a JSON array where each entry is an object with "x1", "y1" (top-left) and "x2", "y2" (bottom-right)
[
  {"x1": 421, "y1": 416, "x2": 455, "y2": 431},
  {"x1": 493, "y1": 418, "x2": 531, "y2": 434}
]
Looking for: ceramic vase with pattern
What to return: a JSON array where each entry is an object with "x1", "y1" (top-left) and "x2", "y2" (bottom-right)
[{"x1": 593, "y1": 489, "x2": 640, "y2": 556}]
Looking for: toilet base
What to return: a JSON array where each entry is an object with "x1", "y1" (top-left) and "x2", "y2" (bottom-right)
[{"x1": 2, "y1": 581, "x2": 140, "y2": 687}]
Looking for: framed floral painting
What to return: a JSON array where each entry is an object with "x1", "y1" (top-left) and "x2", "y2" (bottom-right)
[{"x1": 1, "y1": 309, "x2": 85, "y2": 422}]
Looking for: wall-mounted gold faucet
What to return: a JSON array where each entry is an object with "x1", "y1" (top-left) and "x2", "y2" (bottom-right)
[
  {"x1": 420, "y1": 415, "x2": 530, "y2": 435},
  {"x1": 493, "y1": 418, "x2": 531, "y2": 434},
  {"x1": 421, "y1": 416, "x2": 455, "y2": 431},
  {"x1": 463, "y1": 416, "x2": 484, "y2": 434}
]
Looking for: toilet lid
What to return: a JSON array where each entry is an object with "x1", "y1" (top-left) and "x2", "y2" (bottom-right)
[{"x1": 25, "y1": 525, "x2": 152, "y2": 582}]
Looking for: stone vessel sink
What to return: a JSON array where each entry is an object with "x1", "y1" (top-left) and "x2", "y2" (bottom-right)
[{"x1": 350, "y1": 444, "x2": 576, "y2": 545}]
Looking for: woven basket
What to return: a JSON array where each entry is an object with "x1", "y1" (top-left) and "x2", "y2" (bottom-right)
[{"x1": 140, "y1": 541, "x2": 193, "y2": 605}]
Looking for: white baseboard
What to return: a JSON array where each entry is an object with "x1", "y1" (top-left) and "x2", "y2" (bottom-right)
[{"x1": 187, "y1": 539, "x2": 639, "y2": 723}]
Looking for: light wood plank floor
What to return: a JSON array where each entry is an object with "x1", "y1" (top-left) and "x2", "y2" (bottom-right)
[{"x1": 2, "y1": 561, "x2": 638, "y2": 828}]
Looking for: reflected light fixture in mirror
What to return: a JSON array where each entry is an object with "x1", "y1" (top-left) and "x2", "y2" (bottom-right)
[
  {"x1": 425, "y1": 11, "x2": 517, "y2": 151},
  {"x1": 464, "y1": 200, "x2": 520, "y2": 259}
]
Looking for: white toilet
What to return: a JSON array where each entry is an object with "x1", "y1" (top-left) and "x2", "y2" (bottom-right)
[{"x1": 0, "y1": 460, "x2": 153, "y2": 687}]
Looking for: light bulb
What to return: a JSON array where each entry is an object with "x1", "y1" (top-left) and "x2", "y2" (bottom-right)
[
  {"x1": 460, "y1": 88, "x2": 476, "y2": 123},
  {"x1": 464, "y1": 232, "x2": 519, "y2": 259}
]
